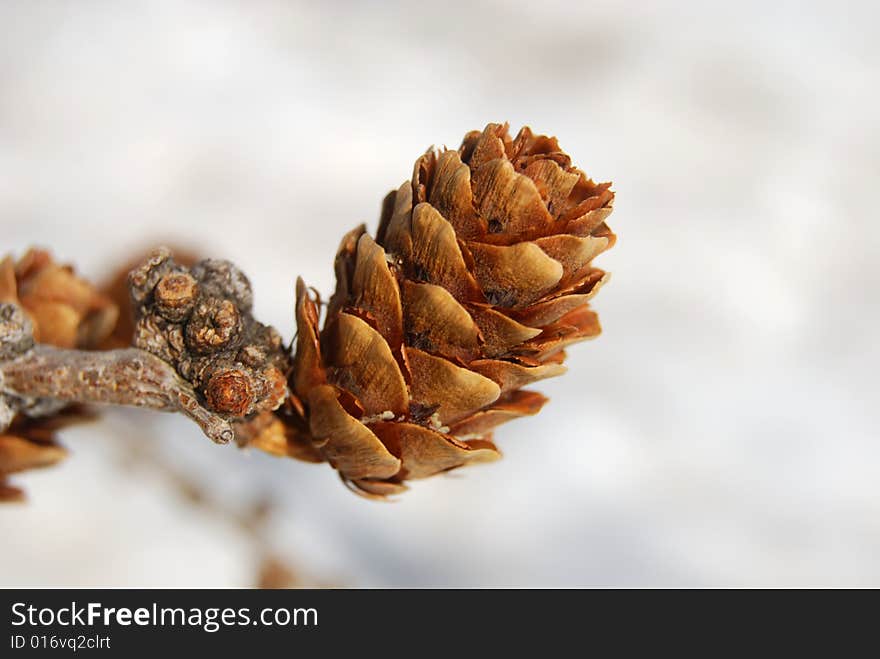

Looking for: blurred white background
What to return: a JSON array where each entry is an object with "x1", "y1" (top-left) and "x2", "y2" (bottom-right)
[{"x1": 1, "y1": 0, "x2": 879, "y2": 586}]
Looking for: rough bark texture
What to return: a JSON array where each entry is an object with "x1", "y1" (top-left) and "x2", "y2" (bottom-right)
[{"x1": 1, "y1": 344, "x2": 234, "y2": 443}]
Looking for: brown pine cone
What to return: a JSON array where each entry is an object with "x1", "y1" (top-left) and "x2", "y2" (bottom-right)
[
  {"x1": 257, "y1": 123, "x2": 615, "y2": 497},
  {"x1": 0, "y1": 249, "x2": 119, "y2": 502},
  {"x1": 0, "y1": 248, "x2": 118, "y2": 350}
]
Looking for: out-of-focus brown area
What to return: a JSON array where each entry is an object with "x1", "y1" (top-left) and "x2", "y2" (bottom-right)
[
  {"x1": 115, "y1": 432, "x2": 324, "y2": 587},
  {"x1": 0, "y1": 249, "x2": 117, "y2": 349}
]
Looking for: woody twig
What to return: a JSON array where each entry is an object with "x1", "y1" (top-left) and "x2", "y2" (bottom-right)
[
  {"x1": 0, "y1": 303, "x2": 234, "y2": 443},
  {"x1": 0, "y1": 248, "x2": 290, "y2": 444}
]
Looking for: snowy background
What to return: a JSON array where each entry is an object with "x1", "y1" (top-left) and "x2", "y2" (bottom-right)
[{"x1": 1, "y1": 0, "x2": 878, "y2": 586}]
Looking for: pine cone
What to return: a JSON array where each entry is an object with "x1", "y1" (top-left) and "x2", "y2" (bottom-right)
[
  {"x1": 262, "y1": 123, "x2": 615, "y2": 497},
  {"x1": 0, "y1": 248, "x2": 118, "y2": 350},
  {"x1": 0, "y1": 249, "x2": 119, "y2": 502}
]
